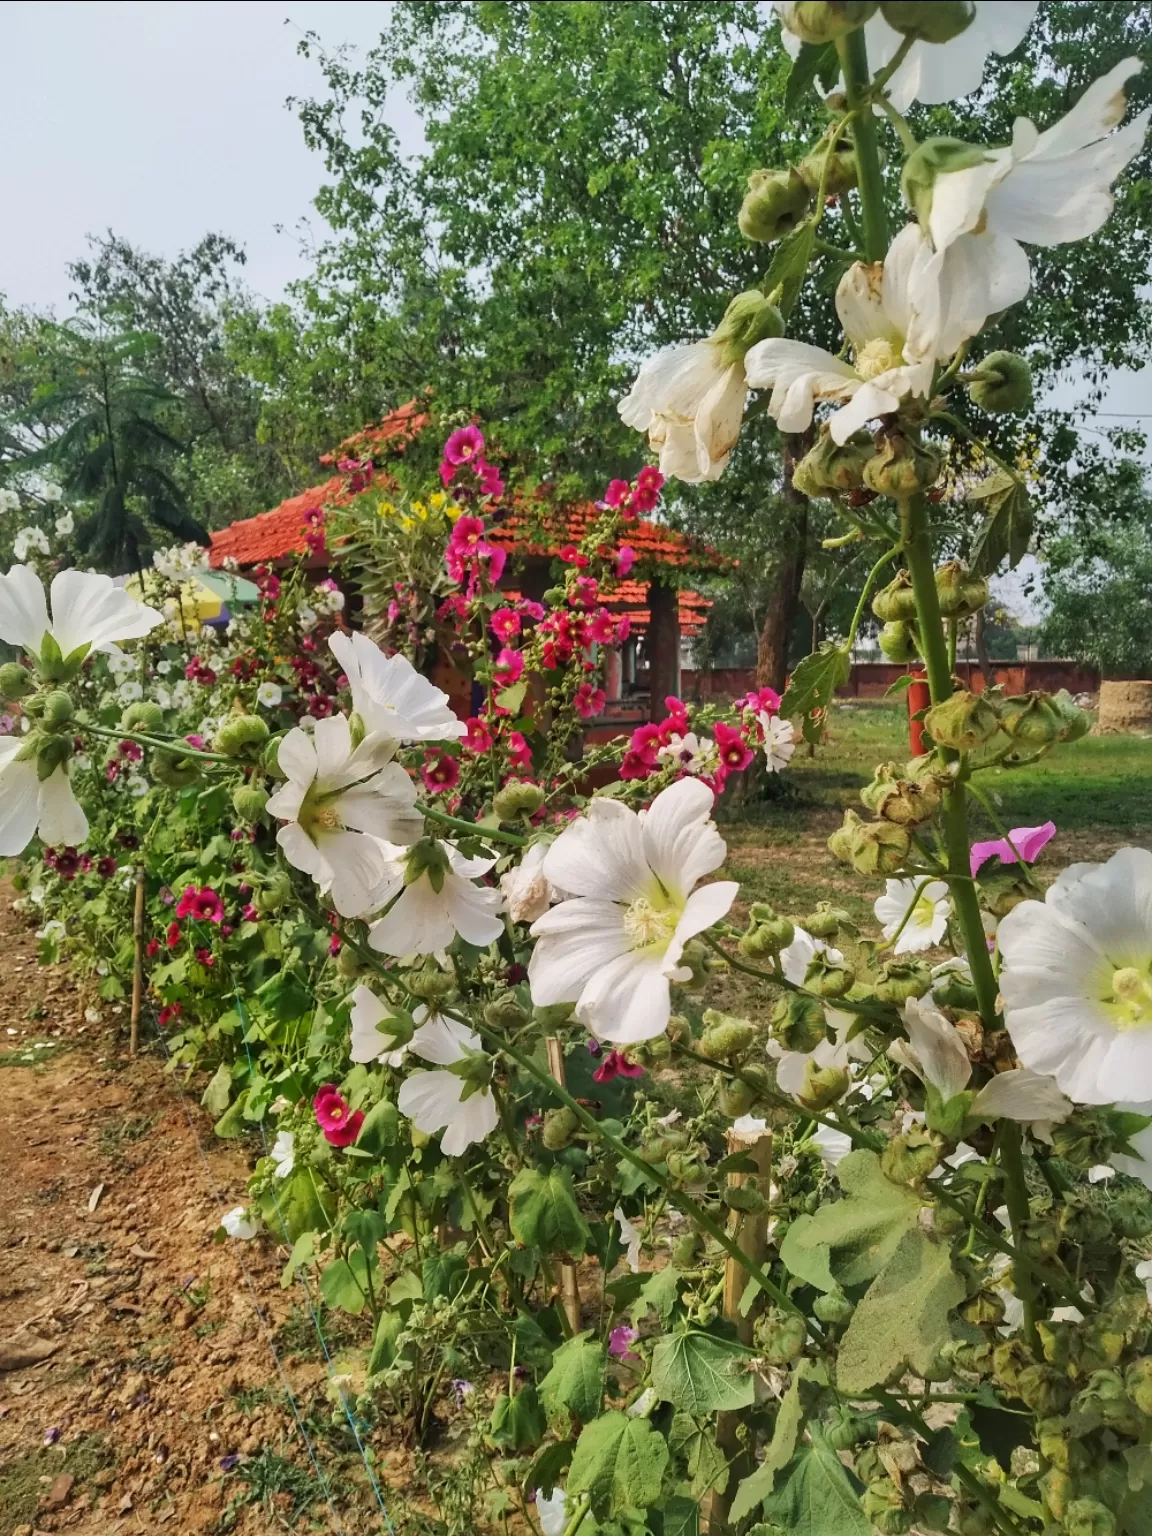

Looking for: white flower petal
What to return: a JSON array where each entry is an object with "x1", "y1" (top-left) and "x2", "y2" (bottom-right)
[
  {"x1": 37, "y1": 768, "x2": 89, "y2": 848},
  {"x1": 48, "y1": 569, "x2": 163, "y2": 655},
  {"x1": 639, "y1": 777, "x2": 725, "y2": 900},
  {"x1": 743, "y1": 339, "x2": 860, "y2": 433},
  {"x1": 901, "y1": 996, "x2": 972, "y2": 1100},
  {"x1": 970, "y1": 1068, "x2": 1073, "y2": 1128},
  {"x1": 528, "y1": 900, "x2": 632, "y2": 1004},
  {"x1": 576, "y1": 949, "x2": 672, "y2": 1044},
  {"x1": 0, "y1": 748, "x2": 42, "y2": 856},
  {"x1": 0, "y1": 565, "x2": 50, "y2": 653},
  {"x1": 329, "y1": 631, "x2": 465, "y2": 743}
]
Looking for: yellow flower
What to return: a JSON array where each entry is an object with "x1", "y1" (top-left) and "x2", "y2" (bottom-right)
[
  {"x1": 400, "y1": 516, "x2": 415, "y2": 533},
  {"x1": 413, "y1": 500, "x2": 427, "y2": 519},
  {"x1": 429, "y1": 491, "x2": 447, "y2": 510},
  {"x1": 445, "y1": 503, "x2": 463, "y2": 522},
  {"x1": 377, "y1": 499, "x2": 396, "y2": 519}
]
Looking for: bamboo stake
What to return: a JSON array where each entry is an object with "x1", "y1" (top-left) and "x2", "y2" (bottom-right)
[
  {"x1": 704, "y1": 1123, "x2": 773, "y2": 1534},
  {"x1": 546, "y1": 1036, "x2": 582, "y2": 1334},
  {"x1": 129, "y1": 865, "x2": 146, "y2": 1056}
]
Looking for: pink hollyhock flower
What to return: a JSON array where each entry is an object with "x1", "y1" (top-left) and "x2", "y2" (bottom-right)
[
  {"x1": 478, "y1": 543, "x2": 506, "y2": 585},
  {"x1": 449, "y1": 515, "x2": 487, "y2": 554},
  {"x1": 158, "y1": 1004, "x2": 182, "y2": 1026},
  {"x1": 634, "y1": 465, "x2": 664, "y2": 511},
  {"x1": 586, "y1": 609, "x2": 615, "y2": 645},
  {"x1": 422, "y1": 750, "x2": 461, "y2": 793},
  {"x1": 574, "y1": 683, "x2": 606, "y2": 719},
  {"x1": 175, "y1": 885, "x2": 225, "y2": 923},
  {"x1": 242, "y1": 903, "x2": 259, "y2": 922},
  {"x1": 558, "y1": 543, "x2": 589, "y2": 568},
  {"x1": 608, "y1": 1324, "x2": 640, "y2": 1362},
  {"x1": 491, "y1": 607, "x2": 521, "y2": 642},
  {"x1": 593, "y1": 1049, "x2": 645, "y2": 1084},
  {"x1": 145, "y1": 939, "x2": 160, "y2": 958},
  {"x1": 444, "y1": 425, "x2": 485, "y2": 465},
  {"x1": 620, "y1": 749, "x2": 655, "y2": 780},
  {"x1": 309, "y1": 695, "x2": 335, "y2": 718},
  {"x1": 615, "y1": 616, "x2": 632, "y2": 644},
  {"x1": 313, "y1": 1085, "x2": 364, "y2": 1147},
  {"x1": 56, "y1": 848, "x2": 79, "y2": 880},
  {"x1": 184, "y1": 734, "x2": 207, "y2": 750},
  {"x1": 96, "y1": 856, "x2": 117, "y2": 879},
  {"x1": 478, "y1": 461, "x2": 504, "y2": 497},
  {"x1": 439, "y1": 458, "x2": 456, "y2": 487},
  {"x1": 464, "y1": 717, "x2": 493, "y2": 753},
  {"x1": 508, "y1": 732, "x2": 533, "y2": 771},
  {"x1": 519, "y1": 599, "x2": 545, "y2": 621},
  {"x1": 118, "y1": 739, "x2": 143, "y2": 761},
  {"x1": 714, "y1": 721, "x2": 753, "y2": 774},
  {"x1": 970, "y1": 821, "x2": 1056, "y2": 877},
  {"x1": 737, "y1": 685, "x2": 782, "y2": 716},
  {"x1": 165, "y1": 921, "x2": 182, "y2": 948},
  {"x1": 304, "y1": 530, "x2": 325, "y2": 556},
  {"x1": 105, "y1": 762, "x2": 120, "y2": 783},
  {"x1": 494, "y1": 649, "x2": 525, "y2": 687},
  {"x1": 604, "y1": 479, "x2": 631, "y2": 509},
  {"x1": 574, "y1": 576, "x2": 599, "y2": 605},
  {"x1": 79, "y1": 854, "x2": 94, "y2": 872},
  {"x1": 615, "y1": 545, "x2": 636, "y2": 578},
  {"x1": 195, "y1": 947, "x2": 215, "y2": 967}
]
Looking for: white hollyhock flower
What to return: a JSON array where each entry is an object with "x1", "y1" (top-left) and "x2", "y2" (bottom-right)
[
  {"x1": 349, "y1": 983, "x2": 414, "y2": 1068},
  {"x1": 13, "y1": 527, "x2": 50, "y2": 561},
  {"x1": 500, "y1": 840, "x2": 566, "y2": 925},
  {"x1": 874, "y1": 877, "x2": 952, "y2": 954},
  {"x1": 614, "y1": 1206, "x2": 643, "y2": 1272},
  {"x1": 40, "y1": 481, "x2": 64, "y2": 503},
  {"x1": 54, "y1": 511, "x2": 74, "y2": 538},
  {"x1": 221, "y1": 1206, "x2": 258, "y2": 1240},
  {"x1": 0, "y1": 738, "x2": 89, "y2": 855},
  {"x1": 863, "y1": 3, "x2": 1039, "y2": 111},
  {"x1": 267, "y1": 715, "x2": 421, "y2": 918},
  {"x1": 367, "y1": 841, "x2": 505, "y2": 955},
  {"x1": 917, "y1": 58, "x2": 1149, "y2": 322},
  {"x1": 396, "y1": 1013, "x2": 498, "y2": 1156},
  {"x1": 811, "y1": 1123, "x2": 854, "y2": 1171},
  {"x1": 0, "y1": 487, "x2": 20, "y2": 515},
  {"x1": 535, "y1": 1488, "x2": 568, "y2": 1536},
  {"x1": 271, "y1": 1130, "x2": 295, "y2": 1178},
  {"x1": 0, "y1": 564, "x2": 163, "y2": 665},
  {"x1": 256, "y1": 681, "x2": 283, "y2": 708},
  {"x1": 329, "y1": 630, "x2": 466, "y2": 744},
  {"x1": 760, "y1": 713, "x2": 795, "y2": 773},
  {"x1": 892, "y1": 995, "x2": 1072, "y2": 1133},
  {"x1": 999, "y1": 847, "x2": 1152, "y2": 1105},
  {"x1": 765, "y1": 928, "x2": 870, "y2": 1097},
  {"x1": 1135, "y1": 1258, "x2": 1152, "y2": 1307},
  {"x1": 118, "y1": 680, "x2": 143, "y2": 704},
  {"x1": 528, "y1": 778, "x2": 738, "y2": 1044},
  {"x1": 618, "y1": 340, "x2": 746, "y2": 483},
  {"x1": 657, "y1": 731, "x2": 719, "y2": 777}
]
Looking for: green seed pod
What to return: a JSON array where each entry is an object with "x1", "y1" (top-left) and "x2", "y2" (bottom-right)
[
  {"x1": 261, "y1": 735, "x2": 288, "y2": 779},
  {"x1": 1050, "y1": 689, "x2": 1091, "y2": 743},
  {"x1": 718, "y1": 1077, "x2": 758, "y2": 1117},
  {"x1": 864, "y1": 434, "x2": 944, "y2": 499},
  {"x1": 874, "y1": 958, "x2": 932, "y2": 1003},
  {"x1": 724, "y1": 1183, "x2": 768, "y2": 1214},
  {"x1": 935, "y1": 560, "x2": 989, "y2": 618},
  {"x1": 665, "y1": 1148, "x2": 705, "y2": 1183},
  {"x1": 214, "y1": 714, "x2": 270, "y2": 756},
  {"x1": 999, "y1": 691, "x2": 1063, "y2": 747},
  {"x1": 1049, "y1": 1111, "x2": 1111, "y2": 1169},
  {"x1": 933, "y1": 971, "x2": 979, "y2": 1011},
  {"x1": 863, "y1": 768, "x2": 940, "y2": 826},
  {"x1": 880, "y1": 0, "x2": 974, "y2": 43},
  {"x1": 336, "y1": 943, "x2": 363, "y2": 979},
  {"x1": 711, "y1": 289, "x2": 785, "y2": 364},
  {"x1": 755, "y1": 1307, "x2": 807, "y2": 1364},
  {"x1": 232, "y1": 785, "x2": 269, "y2": 823},
  {"x1": 1063, "y1": 1498, "x2": 1117, "y2": 1536},
  {"x1": 802, "y1": 901, "x2": 852, "y2": 939},
  {"x1": 740, "y1": 923, "x2": 785, "y2": 960},
  {"x1": 872, "y1": 570, "x2": 920, "y2": 623},
  {"x1": 672, "y1": 1230, "x2": 702, "y2": 1265},
  {"x1": 924, "y1": 690, "x2": 1001, "y2": 752},
  {"x1": 799, "y1": 136, "x2": 860, "y2": 197},
  {"x1": 958, "y1": 1508, "x2": 997, "y2": 1536},
  {"x1": 771, "y1": 991, "x2": 827, "y2": 1055},
  {"x1": 882, "y1": 1123, "x2": 941, "y2": 1185},
  {"x1": 408, "y1": 965, "x2": 456, "y2": 1002},
  {"x1": 0, "y1": 661, "x2": 32, "y2": 700},
  {"x1": 253, "y1": 870, "x2": 293, "y2": 913},
  {"x1": 675, "y1": 938, "x2": 711, "y2": 992},
  {"x1": 492, "y1": 779, "x2": 544, "y2": 820},
  {"x1": 700, "y1": 1010, "x2": 757, "y2": 1060},
  {"x1": 738, "y1": 167, "x2": 812, "y2": 243},
  {"x1": 151, "y1": 747, "x2": 200, "y2": 787},
  {"x1": 533, "y1": 1002, "x2": 575, "y2": 1029},
  {"x1": 813, "y1": 1287, "x2": 855, "y2": 1325},
  {"x1": 483, "y1": 994, "x2": 531, "y2": 1029},
  {"x1": 798, "y1": 1059, "x2": 849, "y2": 1110},
  {"x1": 878, "y1": 620, "x2": 920, "y2": 663},
  {"x1": 959, "y1": 1289, "x2": 1006, "y2": 1327},
  {"x1": 36, "y1": 733, "x2": 73, "y2": 777},
  {"x1": 969, "y1": 350, "x2": 1034, "y2": 414},
  {"x1": 542, "y1": 1107, "x2": 580, "y2": 1151},
  {"x1": 1039, "y1": 1467, "x2": 1073, "y2": 1522},
  {"x1": 803, "y1": 950, "x2": 854, "y2": 998},
  {"x1": 121, "y1": 700, "x2": 165, "y2": 732},
  {"x1": 778, "y1": 1, "x2": 878, "y2": 45},
  {"x1": 1124, "y1": 1356, "x2": 1152, "y2": 1415},
  {"x1": 901, "y1": 136, "x2": 991, "y2": 229},
  {"x1": 861, "y1": 1479, "x2": 911, "y2": 1536},
  {"x1": 912, "y1": 1494, "x2": 953, "y2": 1534},
  {"x1": 828, "y1": 808, "x2": 911, "y2": 876},
  {"x1": 39, "y1": 689, "x2": 74, "y2": 729},
  {"x1": 667, "y1": 1013, "x2": 691, "y2": 1045},
  {"x1": 792, "y1": 427, "x2": 875, "y2": 496},
  {"x1": 1111, "y1": 1189, "x2": 1152, "y2": 1240},
  {"x1": 632, "y1": 1031, "x2": 672, "y2": 1064},
  {"x1": 1015, "y1": 1363, "x2": 1075, "y2": 1417}
]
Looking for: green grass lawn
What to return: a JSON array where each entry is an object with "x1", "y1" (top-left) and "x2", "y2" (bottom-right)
[{"x1": 719, "y1": 701, "x2": 1152, "y2": 929}]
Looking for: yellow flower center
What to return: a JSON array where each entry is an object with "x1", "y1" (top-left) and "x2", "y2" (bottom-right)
[
  {"x1": 300, "y1": 787, "x2": 344, "y2": 838},
  {"x1": 855, "y1": 336, "x2": 902, "y2": 381},
  {"x1": 1110, "y1": 966, "x2": 1152, "y2": 1028},
  {"x1": 913, "y1": 894, "x2": 939, "y2": 930},
  {"x1": 623, "y1": 896, "x2": 680, "y2": 953}
]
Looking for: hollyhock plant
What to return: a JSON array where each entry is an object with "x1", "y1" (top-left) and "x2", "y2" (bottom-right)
[
  {"x1": 463, "y1": 717, "x2": 492, "y2": 753},
  {"x1": 329, "y1": 631, "x2": 467, "y2": 744},
  {"x1": 490, "y1": 607, "x2": 521, "y2": 642},
  {"x1": 396, "y1": 1014, "x2": 498, "y2": 1156},
  {"x1": 421, "y1": 750, "x2": 461, "y2": 793},
  {"x1": 874, "y1": 878, "x2": 952, "y2": 954},
  {"x1": 573, "y1": 682, "x2": 606, "y2": 719},
  {"x1": 443, "y1": 424, "x2": 485, "y2": 465},
  {"x1": 714, "y1": 720, "x2": 753, "y2": 775},
  {"x1": 175, "y1": 886, "x2": 225, "y2": 923},
  {"x1": 592, "y1": 1049, "x2": 644, "y2": 1084},
  {"x1": 529, "y1": 778, "x2": 737, "y2": 1043},
  {"x1": 615, "y1": 545, "x2": 635, "y2": 578},
  {"x1": 313, "y1": 1085, "x2": 364, "y2": 1147},
  {"x1": 0, "y1": 564, "x2": 163, "y2": 667},
  {"x1": 493, "y1": 648, "x2": 525, "y2": 688},
  {"x1": 367, "y1": 840, "x2": 505, "y2": 956}
]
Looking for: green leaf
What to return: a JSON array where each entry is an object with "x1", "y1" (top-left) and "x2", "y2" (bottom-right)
[
  {"x1": 355, "y1": 1097, "x2": 400, "y2": 1155},
  {"x1": 779, "y1": 641, "x2": 850, "y2": 723},
  {"x1": 650, "y1": 1328, "x2": 755, "y2": 1415},
  {"x1": 785, "y1": 41, "x2": 837, "y2": 111},
  {"x1": 836, "y1": 1229, "x2": 966, "y2": 1394},
  {"x1": 566, "y1": 1410, "x2": 669, "y2": 1520},
  {"x1": 629, "y1": 1264, "x2": 682, "y2": 1325},
  {"x1": 496, "y1": 680, "x2": 527, "y2": 713},
  {"x1": 421, "y1": 1251, "x2": 470, "y2": 1302},
  {"x1": 730, "y1": 1360, "x2": 818, "y2": 1521},
  {"x1": 200, "y1": 1061, "x2": 233, "y2": 1115},
  {"x1": 761, "y1": 1428, "x2": 870, "y2": 1536},
  {"x1": 540, "y1": 1332, "x2": 606, "y2": 1425},
  {"x1": 367, "y1": 1310, "x2": 405, "y2": 1374},
  {"x1": 762, "y1": 219, "x2": 817, "y2": 318},
  {"x1": 508, "y1": 1165, "x2": 590, "y2": 1255},
  {"x1": 281, "y1": 1232, "x2": 315, "y2": 1289},
  {"x1": 526, "y1": 1438, "x2": 575, "y2": 1497},
  {"x1": 259, "y1": 1167, "x2": 335, "y2": 1244},
  {"x1": 779, "y1": 1149, "x2": 921, "y2": 1293},
  {"x1": 319, "y1": 1251, "x2": 373, "y2": 1315},
  {"x1": 213, "y1": 1091, "x2": 249, "y2": 1138},
  {"x1": 669, "y1": 1413, "x2": 728, "y2": 1498},
  {"x1": 489, "y1": 1384, "x2": 546, "y2": 1450},
  {"x1": 662, "y1": 1494, "x2": 700, "y2": 1536},
  {"x1": 968, "y1": 468, "x2": 1033, "y2": 575}
]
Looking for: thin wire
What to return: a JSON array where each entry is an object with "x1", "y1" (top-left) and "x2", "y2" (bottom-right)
[
  {"x1": 232, "y1": 990, "x2": 398, "y2": 1535},
  {"x1": 145, "y1": 1001, "x2": 348, "y2": 1534}
]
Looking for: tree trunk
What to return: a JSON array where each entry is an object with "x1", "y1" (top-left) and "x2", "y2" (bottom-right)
[{"x1": 755, "y1": 435, "x2": 810, "y2": 693}]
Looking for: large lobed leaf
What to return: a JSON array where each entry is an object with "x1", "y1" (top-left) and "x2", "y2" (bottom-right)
[
  {"x1": 779, "y1": 1149, "x2": 922, "y2": 1293},
  {"x1": 835, "y1": 1228, "x2": 965, "y2": 1395}
]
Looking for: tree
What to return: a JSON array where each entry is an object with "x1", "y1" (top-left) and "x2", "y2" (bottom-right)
[{"x1": 1042, "y1": 507, "x2": 1152, "y2": 679}]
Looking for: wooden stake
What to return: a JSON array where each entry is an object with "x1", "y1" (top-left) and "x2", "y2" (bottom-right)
[
  {"x1": 704, "y1": 1123, "x2": 773, "y2": 1534},
  {"x1": 546, "y1": 1036, "x2": 582, "y2": 1334},
  {"x1": 129, "y1": 865, "x2": 146, "y2": 1057}
]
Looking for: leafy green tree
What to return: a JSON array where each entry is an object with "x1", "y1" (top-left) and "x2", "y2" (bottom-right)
[{"x1": 1042, "y1": 515, "x2": 1152, "y2": 679}]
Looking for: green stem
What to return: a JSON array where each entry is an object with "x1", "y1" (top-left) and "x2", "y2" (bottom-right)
[
  {"x1": 703, "y1": 930, "x2": 897, "y2": 1026},
  {"x1": 999, "y1": 1122, "x2": 1041, "y2": 1351},
  {"x1": 561, "y1": 1495, "x2": 592, "y2": 1536},
  {"x1": 83, "y1": 722, "x2": 234, "y2": 765},
  {"x1": 837, "y1": 27, "x2": 888, "y2": 262},
  {"x1": 420, "y1": 801, "x2": 529, "y2": 846},
  {"x1": 846, "y1": 544, "x2": 902, "y2": 650}
]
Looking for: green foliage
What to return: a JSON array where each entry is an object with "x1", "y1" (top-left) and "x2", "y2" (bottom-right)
[
  {"x1": 649, "y1": 1328, "x2": 756, "y2": 1414},
  {"x1": 779, "y1": 1150, "x2": 922, "y2": 1292},
  {"x1": 1041, "y1": 521, "x2": 1152, "y2": 678},
  {"x1": 730, "y1": 1359, "x2": 820, "y2": 1520},
  {"x1": 835, "y1": 1229, "x2": 966, "y2": 1393},
  {"x1": 759, "y1": 1427, "x2": 871, "y2": 1536},
  {"x1": 566, "y1": 1410, "x2": 670, "y2": 1520},
  {"x1": 540, "y1": 1333, "x2": 607, "y2": 1426},
  {"x1": 508, "y1": 1165, "x2": 591, "y2": 1256}
]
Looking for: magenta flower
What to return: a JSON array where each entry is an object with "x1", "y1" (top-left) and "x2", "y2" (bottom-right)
[
  {"x1": 519, "y1": 599, "x2": 545, "y2": 622},
  {"x1": 970, "y1": 821, "x2": 1056, "y2": 877},
  {"x1": 96, "y1": 856, "x2": 117, "y2": 879},
  {"x1": 491, "y1": 607, "x2": 521, "y2": 643},
  {"x1": 422, "y1": 750, "x2": 461, "y2": 793},
  {"x1": 593, "y1": 1050, "x2": 644, "y2": 1084},
  {"x1": 175, "y1": 885, "x2": 225, "y2": 923},
  {"x1": 608, "y1": 1325, "x2": 640, "y2": 1362},
  {"x1": 507, "y1": 733, "x2": 533, "y2": 771},
  {"x1": 242, "y1": 903, "x2": 259, "y2": 922},
  {"x1": 444, "y1": 425, "x2": 485, "y2": 465},
  {"x1": 494, "y1": 648, "x2": 525, "y2": 688},
  {"x1": 615, "y1": 545, "x2": 636, "y2": 578},
  {"x1": 464, "y1": 717, "x2": 492, "y2": 753},
  {"x1": 313, "y1": 1085, "x2": 364, "y2": 1147},
  {"x1": 574, "y1": 683, "x2": 606, "y2": 720},
  {"x1": 604, "y1": 479, "x2": 631, "y2": 508},
  {"x1": 714, "y1": 721, "x2": 753, "y2": 773},
  {"x1": 478, "y1": 460, "x2": 504, "y2": 497}
]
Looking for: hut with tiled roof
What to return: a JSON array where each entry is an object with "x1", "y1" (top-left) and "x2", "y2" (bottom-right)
[{"x1": 209, "y1": 404, "x2": 727, "y2": 723}]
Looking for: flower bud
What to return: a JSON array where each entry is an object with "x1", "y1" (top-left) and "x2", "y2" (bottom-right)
[
  {"x1": 792, "y1": 429, "x2": 875, "y2": 497},
  {"x1": 924, "y1": 690, "x2": 1001, "y2": 752},
  {"x1": 968, "y1": 350, "x2": 1034, "y2": 414},
  {"x1": 933, "y1": 971, "x2": 979, "y2": 1011},
  {"x1": 712, "y1": 289, "x2": 785, "y2": 364},
  {"x1": 214, "y1": 714, "x2": 270, "y2": 756},
  {"x1": 151, "y1": 747, "x2": 200, "y2": 788},
  {"x1": 804, "y1": 950, "x2": 855, "y2": 998},
  {"x1": 878, "y1": 620, "x2": 919, "y2": 663},
  {"x1": 1063, "y1": 1498, "x2": 1117, "y2": 1536},
  {"x1": 872, "y1": 570, "x2": 919, "y2": 624},
  {"x1": 754, "y1": 1307, "x2": 807, "y2": 1364},
  {"x1": 232, "y1": 785, "x2": 269, "y2": 823},
  {"x1": 802, "y1": 901, "x2": 853, "y2": 939},
  {"x1": 261, "y1": 735, "x2": 288, "y2": 779},
  {"x1": 666, "y1": 1148, "x2": 706, "y2": 1183},
  {"x1": 738, "y1": 167, "x2": 812, "y2": 244},
  {"x1": 672, "y1": 1230, "x2": 702, "y2": 1265},
  {"x1": 813, "y1": 1287, "x2": 856, "y2": 1325},
  {"x1": 404, "y1": 837, "x2": 451, "y2": 892},
  {"x1": 0, "y1": 661, "x2": 32, "y2": 700},
  {"x1": 347, "y1": 711, "x2": 367, "y2": 750},
  {"x1": 718, "y1": 1076, "x2": 758, "y2": 1116},
  {"x1": 880, "y1": 1, "x2": 974, "y2": 43},
  {"x1": 725, "y1": 1182, "x2": 769, "y2": 1214},
  {"x1": 771, "y1": 991, "x2": 827, "y2": 1054},
  {"x1": 1112, "y1": 1189, "x2": 1152, "y2": 1240},
  {"x1": 700, "y1": 1010, "x2": 756, "y2": 1060},
  {"x1": 901, "y1": 137, "x2": 992, "y2": 229},
  {"x1": 542, "y1": 1107, "x2": 580, "y2": 1151},
  {"x1": 862, "y1": 765, "x2": 940, "y2": 825},
  {"x1": 874, "y1": 958, "x2": 932, "y2": 1003},
  {"x1": 864, "y1": 434, "x2": 944, "y2": 499},
  {"x1": 797, "y1": 1058, "x2": 850, "y2": 1110},
  {"x1": 121, "y1": 700, "x2": 164, "y2": 733},
  {"x1": 829, "y1": 808, "x2": 911, "y2": 875},
  {"x1": 39, "y1": 689, "x2": 74, "y2": 729},
  {"x1": 254, "y1": 871, "x2": 293, "y2": 913},
  {"x1": 492, "y1": 780, "x2": 545, "y2": 821},
  {"x1": 778, "y1": 1, "x2": 878, "y2": 45},
  {"x1": 533, "y1": 1002, "x2": 575, "y2": 1028},
  {"x1": 740, "y1": 907, "x2": 795, "y2": 959},
  {"x1": 999, "y1": 691, "x2": 1063, "y2": 747},
  {"x1": 1015, "y1": 1363, "x2": 1075, "y2": 1416},
  {"x1": 35, "y1": 732, "x2": 73, "y2": 778},
  {"x1": 881, "y1": 1125, "x2": 940, "y2": 1184},
  {"x1": 336, "y1": 944, "x2": 363, "y2": 978},
  {"x1": 934, "y1": 561, "x2": 989, "y2": 618},
  {"x1": 632, "y1": 1031, "x2": 672, "y2": 1063},
  {"x1": 676, "y1": 938, "x2": 712, "y2": 992},
  {"x1": 861, "y1": 1479, "x2": 909, "y2": 1536},
  {"x1": 408, "y1": 963, "x2": 456, "y2": 1001},
  {"x1": 799, "y1": 136, "x2": 861, "y2": 197}
]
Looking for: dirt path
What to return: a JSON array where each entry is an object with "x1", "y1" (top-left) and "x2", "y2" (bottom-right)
[{"x1": 0, "y1": 886, "x2": 385, "y2": 1536}]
